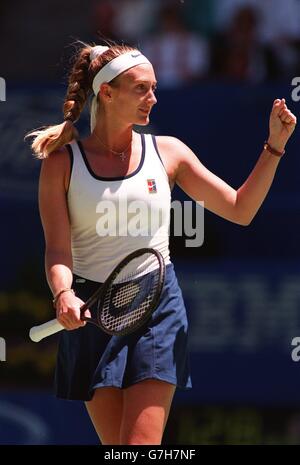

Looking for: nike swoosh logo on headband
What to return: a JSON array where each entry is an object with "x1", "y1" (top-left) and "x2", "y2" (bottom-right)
[{"x1": 131, "y1": 53, "x2": 142, "y2": 58}]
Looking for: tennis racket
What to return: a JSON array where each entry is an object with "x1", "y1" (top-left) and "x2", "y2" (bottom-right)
[{"x1": 29, "y1": 248, "x2": 165, "y2": 342}]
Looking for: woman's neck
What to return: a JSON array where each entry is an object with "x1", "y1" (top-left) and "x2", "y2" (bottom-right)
[{"x1": 92, "y1": 120, "x2": 134, "y2": 153}]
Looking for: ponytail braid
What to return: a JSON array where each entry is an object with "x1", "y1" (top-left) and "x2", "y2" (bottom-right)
[
  {"x1": 26, "y1": 46, "x2": 92, "y2": 159},
  {"x1": 63, "y1": 47, "x2": 92, "y2": 123}
]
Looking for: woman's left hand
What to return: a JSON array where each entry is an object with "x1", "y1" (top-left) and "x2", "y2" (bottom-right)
[{"x1": 268, "y1": 98, "x2": 297, "y2": 153}]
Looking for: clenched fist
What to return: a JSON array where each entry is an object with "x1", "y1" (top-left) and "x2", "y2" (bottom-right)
[{"x1": 268, "y1": 98, "x2": 297, "y2": 153}]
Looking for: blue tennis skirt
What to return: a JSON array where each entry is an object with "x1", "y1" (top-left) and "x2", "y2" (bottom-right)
[{"x1": 55, "y1": 263, "x2": 192, "y2": 401}]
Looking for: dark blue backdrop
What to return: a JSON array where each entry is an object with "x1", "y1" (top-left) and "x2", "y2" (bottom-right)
[{"x1": 0, "y1": 84, "x2": 300, "y2": 443}]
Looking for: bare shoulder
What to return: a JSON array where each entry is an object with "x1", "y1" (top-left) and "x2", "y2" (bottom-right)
[
  {"x1": 154, "y1": 136, "x2": 195, "y2": 183},
  {"x1": 41, "y1": 145, "x2": 70, "y2": 170},
  {"x1": 40, "y1": 145, "x2": 72, "y2": 192},
  {"x1": 155, "y1": 135, "x2": 190, "y2": 154}
]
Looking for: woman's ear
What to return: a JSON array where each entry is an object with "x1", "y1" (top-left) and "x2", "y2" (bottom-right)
[{"x1": 99, "y1": 83, "x2": 113, "y2": 102}]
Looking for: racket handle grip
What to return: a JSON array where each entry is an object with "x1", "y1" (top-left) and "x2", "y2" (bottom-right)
[{"x1": 29, "y1": 319, "x2": 64, "y2": 342}]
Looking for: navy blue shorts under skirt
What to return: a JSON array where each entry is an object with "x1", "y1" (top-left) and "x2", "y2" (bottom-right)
[{"x1": 55, "y1": 263, "x2": 192, "y2": 401}]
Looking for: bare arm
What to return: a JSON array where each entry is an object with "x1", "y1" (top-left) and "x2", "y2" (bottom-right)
[
  {"x1": 235, "y1": 98, "x2": 297, "y2": 224},
  {"x1": 160, "y1": 99, "x2": 296, "y2": 225},
  {"x1": 39, "y1": 148, "x2": 89, "y2": 329},
  {"x1": 175, "y1": 141, "x2": 281, "y2": 226},
  {"x1": 39, "y1": 149, "x2": 73, "y2": 294}
]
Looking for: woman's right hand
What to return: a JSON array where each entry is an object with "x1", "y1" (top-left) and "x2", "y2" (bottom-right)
[{"x1": 55, "y1": 291, "x2": 91, "y2": 330}]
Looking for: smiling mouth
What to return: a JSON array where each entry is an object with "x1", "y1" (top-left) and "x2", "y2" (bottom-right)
[{"x1": 139, "y1": 108, "x2": 150, "y2": 114}]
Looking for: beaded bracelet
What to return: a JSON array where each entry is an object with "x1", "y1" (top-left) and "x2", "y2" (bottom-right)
[{"x1": 263, "y1": 141, "x2": 285, "y2": 157}]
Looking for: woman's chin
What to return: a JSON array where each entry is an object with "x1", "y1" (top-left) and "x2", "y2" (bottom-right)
[{"x1": 136, "y1": 116, "x2": 150, "y2": 126}]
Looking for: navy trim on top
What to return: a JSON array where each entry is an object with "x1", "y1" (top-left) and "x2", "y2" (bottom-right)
[
  {"x1": 77, "y1": 133, "x2": 145, "y2": 181},
  {"x1": 151, "y1": 134, "x2": 173, "y2": 190},
  {"x1": 66, "y1": 143, "x2": 74, "y2": 193},
  {"x1": 151, "y1": 135, "x2": 168, "y2": 171}
]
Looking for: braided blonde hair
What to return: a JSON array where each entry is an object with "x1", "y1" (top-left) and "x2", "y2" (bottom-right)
[{"x1": 26, "y1": 43, "x2": 136, "y2": 159}]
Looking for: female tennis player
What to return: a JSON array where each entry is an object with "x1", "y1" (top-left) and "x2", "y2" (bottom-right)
[{"x1": 27, "y1": 43, "x2": 296, "y2": 445}]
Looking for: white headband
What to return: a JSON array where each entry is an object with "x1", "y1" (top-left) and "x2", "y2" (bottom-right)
[{"x1": 91, "y1": 50, "x2": 151, "y2": 95}]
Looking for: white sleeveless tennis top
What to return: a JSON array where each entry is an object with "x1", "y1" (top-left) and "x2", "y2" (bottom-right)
[{"x1": 67, "y1": 133, "x2": 171, "y2": 282}]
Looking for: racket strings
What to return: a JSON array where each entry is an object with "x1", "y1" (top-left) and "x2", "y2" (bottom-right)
[
  {"x1": 111, "y1": 282, "x2": 140, "y2": 308},
  {"x1": 99, "y1": 257, "x2": 161, "y2": 333},
  {"x1": 101, "y1": 294, "x2": 154, "y2": 332}
]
